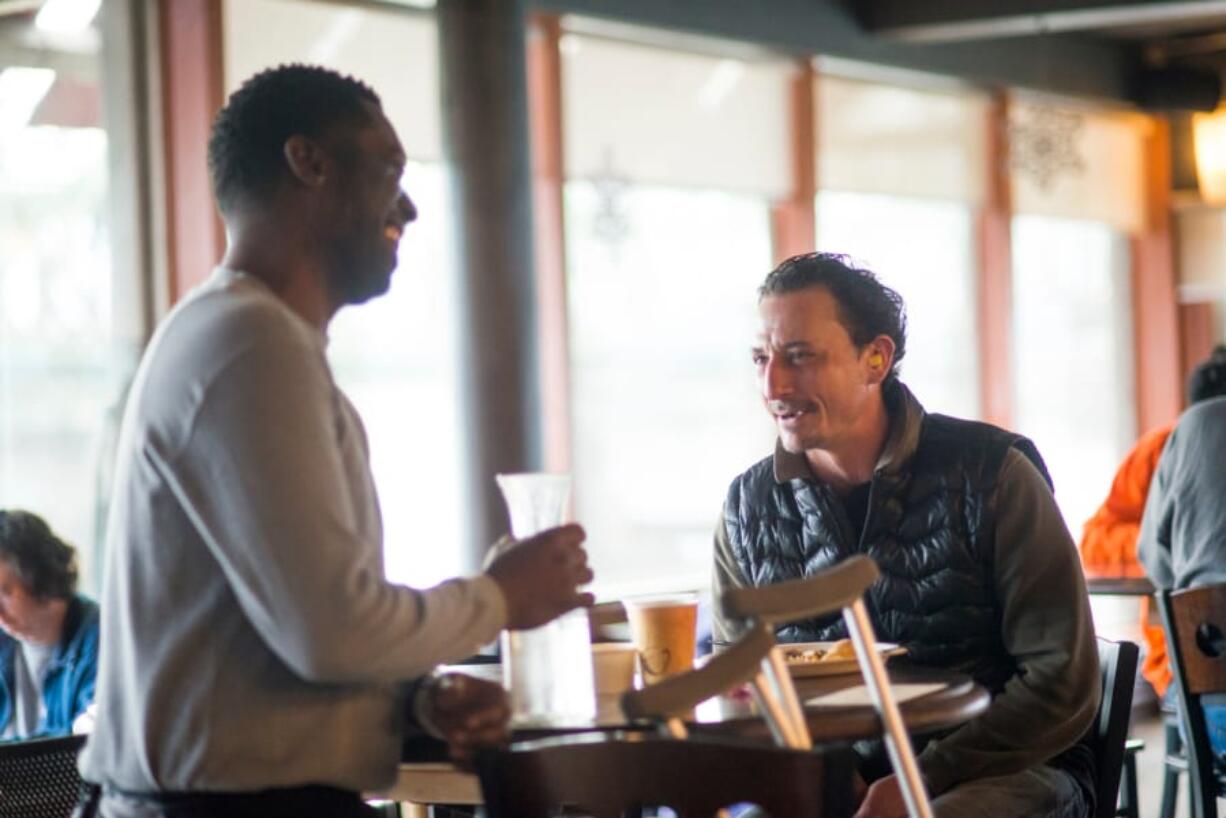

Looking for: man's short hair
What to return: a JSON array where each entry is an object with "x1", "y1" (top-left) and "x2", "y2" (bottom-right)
[
  {"x1": 208, "y1": 64, "x2": 381, "y2": 214},
  {"x1": 759, "y1": 252, "x2": 908, "y2": 383},
  {"x1": 0, "y1": 510, "x2": 77, "y2": 600},
  {"x1": 1188, "y1": 345, "x2": 1226, "y2": 405}
]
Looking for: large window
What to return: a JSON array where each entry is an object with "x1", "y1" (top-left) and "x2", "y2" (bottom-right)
[
  {"x1": 815, "y1": 192, "x2": 978, "y2": 417},
  {"x1": 562, "y1": 34, "x2": 788, "y2": 596},
  {"x1": 565, "y1": 182, "x2": 775, "y2": 597},
  {"x1": 225, "y1": 0, "x2": 463, "y2": 588},
  {"x1": 0, "y1": 10, "x2": 131, "y2": 592},
  {"x1": 1011, "y1": 217, "x2": 1134, "y2": 533},
  {"x1": 814, "y1": 73, "x2": 986, "y2": 418},
  {"x1": 1009, "y1": 100, "x2": 1144, "y2": 535}
]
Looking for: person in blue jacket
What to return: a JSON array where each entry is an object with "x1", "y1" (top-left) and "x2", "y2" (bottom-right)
[{"x1": 0, "y1": 510, "x2": 98, "y2": 740}]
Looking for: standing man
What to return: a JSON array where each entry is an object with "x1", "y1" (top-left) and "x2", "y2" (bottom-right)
[
  {"x1": 79, "y1": 66, "x2": 592, "y2": 817},
  {"x1": 713, "y1": 253, "x2": 1098, "y2": 818}
]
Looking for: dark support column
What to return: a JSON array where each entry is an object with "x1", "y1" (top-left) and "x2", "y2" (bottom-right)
[{"x1": 438, "y1": 0, "x2": 542, "y2": 571}]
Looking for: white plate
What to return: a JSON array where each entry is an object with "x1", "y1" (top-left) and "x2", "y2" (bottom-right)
[{"x1": 775, "y1": 641, "x2": 907, "y2": 678}]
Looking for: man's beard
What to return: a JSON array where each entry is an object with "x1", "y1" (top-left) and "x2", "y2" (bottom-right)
[{"x1": 326, "y1": 242, "x2": 395, "y2": 306}]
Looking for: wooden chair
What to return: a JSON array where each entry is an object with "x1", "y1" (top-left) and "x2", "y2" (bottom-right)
[
  {"x1": 1159, "y1": 585, "x2": 1226, "y2": 818},
  {"x1": 0, "y1": 734, "x2": 86, "y2": 818},
  {"x1": 720, "y1": 555, "x2": 934, "y2": 818},
  {"x1": 476, "y1": 733, "x2": 855, "y2": 818},
  {"x1": 1085, "y1": 638, "x2": 1138, "y2": 818}
]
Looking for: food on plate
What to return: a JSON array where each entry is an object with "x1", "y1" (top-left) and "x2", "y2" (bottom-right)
[{"x1": 783, "y1": 638, "x2": 856, "y2": 664}]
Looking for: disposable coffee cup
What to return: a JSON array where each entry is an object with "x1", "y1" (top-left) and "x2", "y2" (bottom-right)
[
  {"x1": 622, "y1": 594, "x2": 699, "y2": 686},
  {"x1": 591, "y1": 643, "x2": 638, "y2": 695}
]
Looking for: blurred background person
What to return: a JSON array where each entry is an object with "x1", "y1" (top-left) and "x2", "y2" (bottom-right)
[
  {"x1": 0, "y1": 509, "x2": 99, "y2": 740},
  {"x1": 1079, "y1": 345, "x2": 1226, "y2": 700}
]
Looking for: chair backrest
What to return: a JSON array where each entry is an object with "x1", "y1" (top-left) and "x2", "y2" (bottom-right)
[
  {"x1": 0, "y1": 734, "x2": 86, "y2": 818},
  {"x1": 1086, "y1": 638, "x2": 1138, "y2": 818},
  {"x1": 1159, "y1": 586, "x2": 1226, "y2": 818},
  {"x1": 476, "y1": 733, "x2": 854, "y2": 818}
]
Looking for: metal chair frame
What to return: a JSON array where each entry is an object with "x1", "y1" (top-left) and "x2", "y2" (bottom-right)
[{"x1": 0, "y1": 734, "x2": 86, "y2": 818}]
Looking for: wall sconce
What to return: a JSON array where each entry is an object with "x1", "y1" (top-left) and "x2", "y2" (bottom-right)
[{"x1": 1194, "y1": 107, "x2": 1226, "y2": 203}]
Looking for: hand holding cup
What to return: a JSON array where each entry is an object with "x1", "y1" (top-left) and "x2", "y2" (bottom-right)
[{"x1": 486, "y1": 523, "x2": 595, "y2": 630}]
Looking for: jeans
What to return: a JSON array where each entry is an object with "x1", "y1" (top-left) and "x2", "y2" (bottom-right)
[
  {"x1": 728, "y1": 765, "x2": 1085, "y2": 818},
  {"x1": 1164, "y1": 687, "x2": 1226, "y2": 762}
]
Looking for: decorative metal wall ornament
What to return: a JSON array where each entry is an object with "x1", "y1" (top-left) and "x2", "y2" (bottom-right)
[
  {"x1": 1007, "y1": 104, "x2": 1085, "y2": 191},
  {"x1": 591, "y1": 148, "x2": 631, "y2": 259}
]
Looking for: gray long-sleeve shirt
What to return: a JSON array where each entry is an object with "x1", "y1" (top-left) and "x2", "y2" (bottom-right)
[
  {"x1": 80, "y1": 269, "x2": 507, "y2": 793},
  {"x1": 1137, "y1": 396, "x2": 1226, "y2": 590},
  {"x1": 713, "y1": 401, "x2": 1098, "y2": 796}
]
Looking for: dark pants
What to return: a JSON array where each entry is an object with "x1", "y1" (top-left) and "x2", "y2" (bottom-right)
[{"x1": 76, "y1": 784, "x2": 379, "y2": 818}]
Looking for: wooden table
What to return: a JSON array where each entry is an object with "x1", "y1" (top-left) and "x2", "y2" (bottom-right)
[{"x1": 377, "y1": 659, "x2": 989, "y2": 810}]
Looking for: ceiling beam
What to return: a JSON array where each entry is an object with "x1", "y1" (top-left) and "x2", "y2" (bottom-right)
[
  {"x1": 860, "y1": 0, "x2": 1226, "y2": 43},
  {"x1": 532, "y1": 0, "x2": 1135, "y2": 102}
]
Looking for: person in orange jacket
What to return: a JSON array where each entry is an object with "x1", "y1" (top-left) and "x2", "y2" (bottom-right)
[{"x1": 1079, "y1": 345, "x2": 1226, "y2": 697}]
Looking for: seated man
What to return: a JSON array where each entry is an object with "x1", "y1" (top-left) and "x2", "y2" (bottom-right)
[
  {"x1": 1137, "y1": 391, "x2": 1226, "y2": 761},
  {"x1": 0, "y1": 510, "x2": 99, "y2": 740},
  {"x1": 713, "y1": 253, "x2": 1099, "y2": 818},
  {"x1": 1080, "y1": 346, "x2": 1226, "y2": 702}
]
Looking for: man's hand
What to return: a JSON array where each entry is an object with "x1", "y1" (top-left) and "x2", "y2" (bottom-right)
[
  {"x1": 424, "y1": 673, "x2": 511, "y2": 767},
  {"x1": 853, "y1": 774, "x2": 908, "y2": 818},
  {"x1": 486, "y1": 523, "x2": 595, "y2": 630}
]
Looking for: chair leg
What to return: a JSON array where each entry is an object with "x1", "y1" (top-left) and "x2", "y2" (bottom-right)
[
  {"x1": 1160, "y1": 717, "x2": 1184, "y2": 818},
  {"x1": 1117, "y1": 750, "x2": 1139, "y2": 818}
]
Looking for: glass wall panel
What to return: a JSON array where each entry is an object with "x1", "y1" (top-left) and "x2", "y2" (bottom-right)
[
  {"x1": 562, "y1": 32, "x2": 786, "y2": 597},
  {"x1": 564, "y1": 182, "x2": 775, "y2": 597},
  {"x1": 815, "y1": 192, "x2": 979, "y2": 418},
  {"x1": 0, "y1": 14, "x2": 130, "y2": 592},
  {"x1": 1011, "y1": 215, "x2": 1135, "y2": 534},
  {"x1": 815, "y1": 73, "x2": 983, "y2": 418}
]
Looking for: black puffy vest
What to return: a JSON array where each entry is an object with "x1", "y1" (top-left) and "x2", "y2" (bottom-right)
[{"x1": 724, "y1": 400, "x2": 1052, "y2": 696}]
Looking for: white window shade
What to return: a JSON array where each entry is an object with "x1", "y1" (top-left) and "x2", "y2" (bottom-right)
[
  {"x1": 223, "y1": 0, "x2": 442, "y2": 163},
  {"x1": 1010, "y1": 101, "x2": 1148, "y2": 233},
  {"x1": 817, "y1": 74, "x2": 987, "y2": 204},
  {"x1": 562, "y1": 34, "x2": 792, "y2": 198}
]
